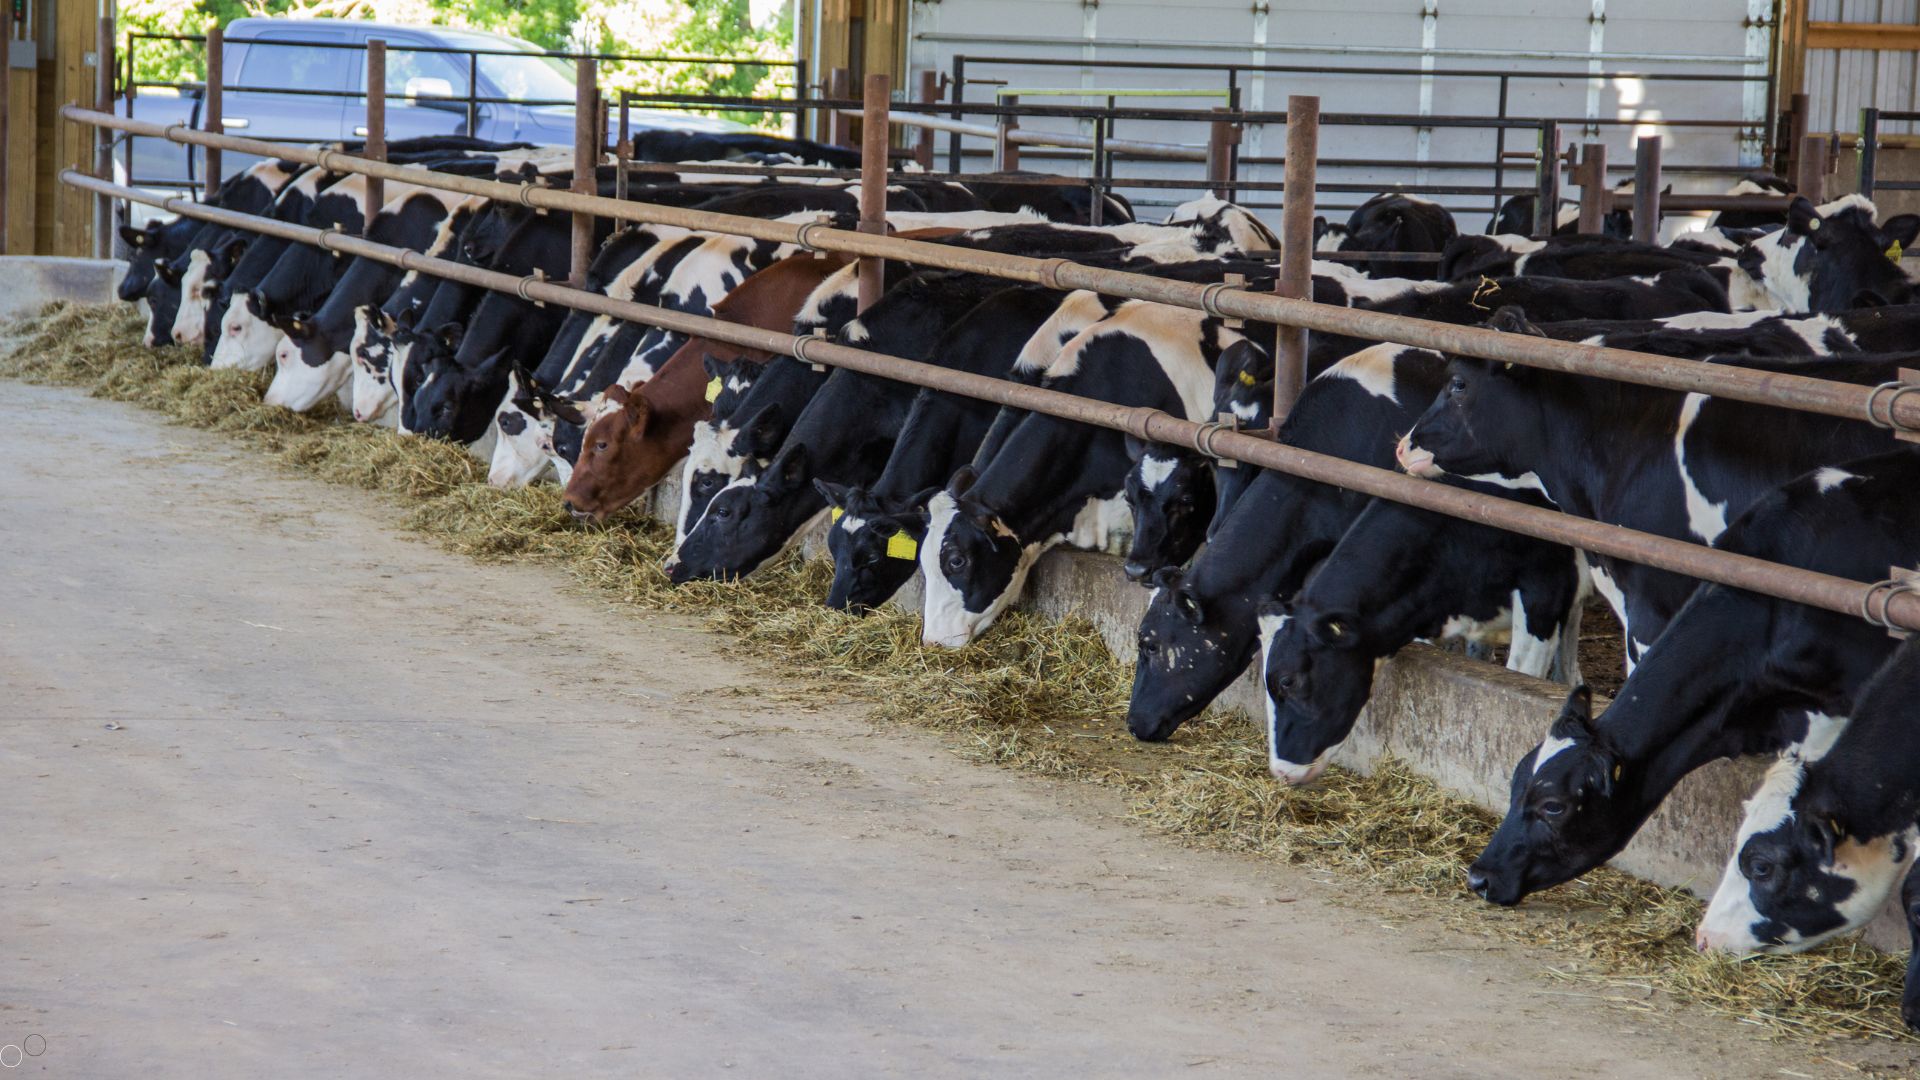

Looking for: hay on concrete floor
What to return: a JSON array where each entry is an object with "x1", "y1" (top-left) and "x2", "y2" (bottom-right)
[{"x1": 5, "y1": 301, "x2": 1914, "y2": 1045}]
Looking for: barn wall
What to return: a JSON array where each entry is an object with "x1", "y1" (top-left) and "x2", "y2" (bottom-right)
[
  {"x1": 902, "y1": 0, "x2": 1770, "y2": 223},
  {"x1": 1804, "y1": 0, "x2": 1920, "y2": 137}
]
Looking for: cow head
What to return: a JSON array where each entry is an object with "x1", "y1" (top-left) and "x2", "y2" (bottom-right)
[
  {"x1": 1339, "y1": 194, "x2": 1459, "y2": 279},
  {"x1": 350, "y1": 305, "x2": 404, "y2": 423},
  {"x1": 117, "y1": 219, "x2": 170, "y2": 302},
  {"x1": 410, "y1": 330, "x2": 510, "y2": 444},
  {"x1": 1397, "y1": 307, "x2": 1551, "y2": 484},
  {"x1": 562, "y1": 382, "x2": 667, "y2": 517},
  {"x1": 1256, "y1": 597, "x2": 1374, "y2": 786},
  {"x1": 818, "y1": 481, "x2": 934, "y2": 613},
  {"x1": 668, "y1": 443, "x2": 812, "y2": 584},
  {"x1": 1126, "y1": 565, "x2": 1259, "y2": 742},
  {"x1": 210, "y1": 290, "x2": 283, "y2": 372},
  {"x1": 920, "y1": 467, "x2": 1027, "y2": 648},
  {"x1": 1468, "y1": 687, "x2": 1634, "y2": 905},
  {"x1": 1697, "y1": 724, "x2": 1914, "y2": 955},
  {"x1": 1121, "y1": 442, "x2": 1214, "y2": 583},
  {"x1": 172, "y1": 238, "x2": 247, "y2": 347},
  {"x1": 703, "y1": 353, "x2": 764, "y2": 422},
  {"x1": 671, "y1": 401, "x2": 787, "y2": 550},
  {"x1": 490, "y1": 368, "x2": 572, "y2": 488},
  {"x1": 1737, "y1": 195, "x2": 1920, "y2": 312},
  {"x1": 143, "y1": 260, "x2": 186, "y2": 349},
  {"x1": 263, "y1": 310, "x2": 353, "y2": 413}
]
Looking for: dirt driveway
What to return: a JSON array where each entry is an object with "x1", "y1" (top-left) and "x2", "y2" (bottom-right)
[{"x1": 0, "y1": 383, "x2": 1903, "y2": 1078}]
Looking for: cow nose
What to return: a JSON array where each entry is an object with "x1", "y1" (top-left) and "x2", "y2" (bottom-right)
[
  {"x1": 1466, "y1": 868, "x2": 1491, "y2": 900},
  {"x1": 1694, "y1": 926, "x2": 1712, "y2": 953},
  {"x1": 1122, "y1": 560, "x2": 1150, "y2": 582},
  {"x1": 563, "y1": 501, "x2": 593, "y2": 523}
]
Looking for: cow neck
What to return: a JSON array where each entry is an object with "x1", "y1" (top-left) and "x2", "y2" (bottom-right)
[
  {"x1": 972, "y1": 416, "x2": 1122, "y2": 542},
  {"x1": 1521, "y1": 372, "x2": 1679, "y2": 525}
]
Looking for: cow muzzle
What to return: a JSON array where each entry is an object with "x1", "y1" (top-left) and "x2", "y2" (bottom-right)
[{"x1": 1395, "y1": 433, "x2": 1441, "y2": 478}]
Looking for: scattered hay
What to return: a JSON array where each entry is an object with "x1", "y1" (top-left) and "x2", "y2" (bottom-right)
[{"x1": 6, "y1": 301, "x2": 1914, "y2": 1045}]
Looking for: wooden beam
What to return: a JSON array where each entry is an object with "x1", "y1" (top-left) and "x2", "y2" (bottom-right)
[{"x1": 1807, "y1": 22, "x2": 1920, "y2": 51}]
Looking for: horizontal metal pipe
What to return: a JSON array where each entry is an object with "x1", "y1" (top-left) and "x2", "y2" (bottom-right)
[
  {"x1": 868, "y1": 110, "x2": 1206, "y2": 160},
  {"x1": 60, "y1": 165, "x2": 1920, "y2": 637},
  {"x1": 951, "y1": 52, "x2": 1772, "y2": 83},
  {"x1": 59, "y1": 105, "x2": 1920, "y2": 437}
]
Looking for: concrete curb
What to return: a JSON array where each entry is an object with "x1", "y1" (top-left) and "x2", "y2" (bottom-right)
[{"x1": 0, "y1": 257, "x2": 126, "y2": 321}]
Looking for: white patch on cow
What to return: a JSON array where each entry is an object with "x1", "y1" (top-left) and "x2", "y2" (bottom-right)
[
  {"x1": 1258, "y1": 610, "x2": 1328, "y2": 785},
  {"x1": 264, "y1": 344, "x2": 352, "y2": 413},
  {"x1": 843, "y1": 319, "x2": 870, "y2": 344},
  {"x1": 1656, "y1": 310, "x2": 1773, "y2": 331},
  {"x1": 390, "y1": 339, "x2": 418, "y2": 437},
  {"x1": 488, "y1": 379, "x2": 552, "y2": 488},
  {"x1": 1137, "y1": 454, "x2": 1178, "y2": 492},
  {"x1": 209, "y1": 300, "x2": 282, "y2": 371},
  {"x1": 1314, "y1": 230, "x2": 1345, "y2": 253},
  {"x1": 1814, "y1": 466, "x2": 1857, "y2": 493},
  {"x1": 889, "y1": 209, "x2": 1046, "y2": 231},
  {"x1": 1164, "y1": 193, "x2": 1278, "y2": 253},
  {"x1": 1785, "y1": 314, "x2": 1851, "y2": 353},
  {"x1": 1049, "y1": 302, "x2": 1225, "y2": 422},
  {"x1": 834, "y1": 512, "x2": 868, "y2": 536},
  {"x1": 1062, "y1": 492, "x2": 1134, "y2": 553},
  {"x1": 1505, "y1": 588, "x2": 1562, "y2": 679},
  {"x1": 918, "y1": 492, "x2": 976, "y2": 648},
  {"x1": 1229, "y1": 399, "x2": 1261, "y2": 423},
  {"x1": 171, "y1": 249, "x2": 213, "y2": 346},
  {"x1": 1312, "y1": 260, "x2": 1448, "y2": 304},
  {"x1": 1320, "y1": 342, "x2": 1403, "y2": 401},
  {"x1": 1675, "y1": 393, "x2": 1730, "y2": 543},
  {"x1": 348, "y1": 311, "x2": 396, "y2": 423},
  {"x1": 676, "y1": 421, "x2": 754, "y2": 543},
  {"x1": 136, "y1": 297, "x2": 155, "y2": 346},
  {"x1": 1532, "y1": 731, "x2": 1578, "y2": 776},
  {"x1": 1746, "y1": 228, "x2": 1812, "y2": 313},
  {"x1": 1587, "y1": 562, "x2": 1628, "y2": 631},
  {"x1": 1461, "y1": 470, "x2": 1552, "y2": 498},
  {"x1": 1016, "y1": 291, "x2": 1111, "y2": 374}
]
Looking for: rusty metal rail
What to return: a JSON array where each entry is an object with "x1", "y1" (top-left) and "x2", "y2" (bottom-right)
[
  {"x1": 55, "y1": 166, "x2": 1920, "y2": 637},
  {"x1": 59, "y1": 104, "x2": 1920, "y2": 439}
]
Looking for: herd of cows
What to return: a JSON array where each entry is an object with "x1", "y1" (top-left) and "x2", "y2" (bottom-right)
[{"x1": 107, "y1": 130, "x2": 1920, "y2": 1028}]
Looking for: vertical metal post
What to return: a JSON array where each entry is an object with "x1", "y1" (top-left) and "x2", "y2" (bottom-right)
[
  {"x1": 1859, "y1": 107, "x2": 1880, "y2": 201},
  {"x1": 914, "y1": 69, "x2": 937, "y2": 170},
  {"x1": 570, "y1": 55, "x2": 596, "y2": 286},
  {"x1": 1786, "y1": 91, "x2": 1810, "y2": 182},
  {"x1": 1492, "y1": 75, "x2": 1510, "y2": 220},
  {"x1": 1090, "y1": 114, "x2": 1106, "y2": 227},
  {"x1": 947, "y1": 55, "x2": 965, "y2": 174},
  {"x1": 465, "y1": 52, "x2": 478, "y2": 136},
  {"x1": 204, "y1": 26, "x2": 223, "y2": 202},
  {"x1": 1576, "y1": 142, "x2": 1607, "y2": 235},
  {"x1": 1274, "y1": 94, "x2": 1318, "y2": 427},
  {"x1": 615, "y1": 91, "x2": 631, "y2": 202},
  {"x1": 828, "y1": 67, "x2": 850, "y2": 147},
  {"x1": 857, "y1": 73, "x2": 890, "y2": 312},
  {"x1": 793, "y1": 58, "x2": 808, "y2": 140},
  {"x1": 1206, "y1": 107, "x2": 1234, "y2": 194},
  {"x1": 1797, "y1": 132, "x2": 1827, "y2": 204},
  {"x1": 994, "y1": 94, "x2": 1020, "y2": 172},
  {"x1": 363, "y1": 38, "x2": 385, "y2": 231},
  {"x1": 1532, "y1": 119, "x2": 1559, "y2": 238},
  {"x1": 1632, "y1": 135, "x2": 1662, "y2": 245}
]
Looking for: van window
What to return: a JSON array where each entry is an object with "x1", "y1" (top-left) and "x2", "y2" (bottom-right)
[{"x1": 236, "y1": 34, "x2": 353, "y2": 93}]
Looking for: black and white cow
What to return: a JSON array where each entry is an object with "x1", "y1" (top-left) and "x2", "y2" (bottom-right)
[
  {"x1": 1736, "y1": 194, "x2": 1920, "y2": 312},
  {"x1": 187, "y1": 163, "x2": 337, "y2": 360},
  {"x1": 1125, "y1": 345, "x2": 1447, "y2": 742},
  {"x1": 139, "y1": 158, "x2": 305, "y2": 347},
  {"x1": 1339, "y1": 193, "x2": 1458, "y2": 279},
  {"x1": 1438, "y1": 233, "x2": 1724, "y2": 288},
  {"x1": 1254, "y1": 478, "x2": 1586, "y2": 784},
  {"x1": 816, "y1": 284, "x2": 1069, "y2": 612},
  {"x1": 669, "y1": 271, "x2": 1026, "y2": 583},
  {"x1": 1397, "y1": 307, "x2": 1904, "y2": 668},
  {"x1": 919, "y1": 297, "x2": 1243, "y2": 646},
  {"x1": 1467, "y1": 446, "x2": 1920, "y2": 908}
]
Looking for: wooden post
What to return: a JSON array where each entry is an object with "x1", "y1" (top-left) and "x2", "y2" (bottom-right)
[
  {"x1": 570, "y1": 55, "x2": 596, "y2": 286},
  {"x1": 913, "y1": 69, "x2": 937, "y2": 171},
  {"x1": 363, "y1": 38, "x2": 385, "y2": 232},
  {"x1": 615, "y1": 91, "x2": 631, "y2": 203},
  {"x1": 1576, "y1": 142, "x2": 1607, "y2": 236},
  {"x1": 994, "y1": 94, "x2": 1020, "y2": 172},
  {"x1": 2, "y1": 0, "x2": 14, "y2": 251},
  {"x1": 94, "y1": 16, "x2": 114, "y2": 258},
  {"x1": 1632, "y1": 136, "x2": 1661, "y2": 245},
  {"x1": 828, "y1": 67, "x2": 850, "y2": 147},
  {"x1": 1796, "y1": 132, "x2": 1826, "y2": 204},
  {"x1": 1532, "y1": 120, "x2": 1560, "y2": 238},
  {"x1": 204, "y1": 26, "x2": 223, "y2": 202},
  {"x1": 1274, "y1": 94, "x2": 1319, "y2": 427},
  {"x1": 1786, "y1": 91, "x2": 1810, "y2": 183},
  {"x1": 858, "y1": 73, "x2": 890, "y2": 312}
]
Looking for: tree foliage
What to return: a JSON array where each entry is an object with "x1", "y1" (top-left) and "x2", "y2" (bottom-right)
[{"x1": 122, "y1": 0, "x2": 794, "y2": 129}]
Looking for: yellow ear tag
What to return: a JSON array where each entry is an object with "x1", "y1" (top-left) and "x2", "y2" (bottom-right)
[
  {"x1": 886, "y1": 531, "x2": 918, "y2": 561},
  {"x1": 829, "y1": 506, "x2": 843, "y2": 523},
  {"x1": 705, "y1": 376, "x2": 723, "y2": 403},
  {"x1": 1237, "y1": 370, "x2": 1257, "y2": 387},
  {"x1": 1889, "y1": 241, "x2": 1905, "y2": 263}
]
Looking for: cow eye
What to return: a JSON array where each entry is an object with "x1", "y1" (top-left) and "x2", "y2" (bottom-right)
[
  {"x1": 1747, "y1": 856, "x2": 1775, "y2": 883},
  {"x1": 1137, "y1": 634, "x2": 1157, "y2": 654},
  {"x1": 943, "y1": 550, "x2": 966, "y2": 573},
  {"x1": 712, "y1": 504, "x2": 732, "y2": 520},
  {"x1": 1536, "y1": 798, "x2": 1567, "y2": 819},
  {"x1": 594, "y1": 441, "x2": 608, "y2": 453},
  {"x1": 1448, "y1": 376, "x2": 1467, "y2": 396}
]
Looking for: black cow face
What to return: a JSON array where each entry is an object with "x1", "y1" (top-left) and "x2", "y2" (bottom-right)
[
  {"x1": 1468, "y1": 687, "x2": 1634, "y2": 905},
  {"x1": 118, "y1": 220, "x2": 169, "y2": 301},
  {"x1": 142, "y1": 266, "x2": 184, "y2": 349},
  {"x1": 702, "y1": 354, "x2": 764, "y2": 423},
  {"x1": 1122, "y1": 444, "x2": 1214, "y2": 583},
  {"x1": 921, "y1": 468, "x2": 1025, "y2": 648},
  {"x1": 1749, "y1": 196, "x2": 1920, "y2": 312},
  {"x1": 674, "y1": 401, "x2": 787, "y2": 548},
  {"x1": 1258, "y1": 600, "x2": 1374, "y2": 785},
  {"x1": 409, "y1": 330, "x2": 508, "y2": 444},
  {"x1": 818, "y1": 481, "x2": 934, "y2": 614},
  {"x1": 1398, "y1": 308, "x2": 1551, "y2": 483},
  {"x1": 1126, "y1": 567, "x2": 1255, "y2": 742},
  {"x1": 669, "y1": 444, "x2": 812, "y2": 584}
]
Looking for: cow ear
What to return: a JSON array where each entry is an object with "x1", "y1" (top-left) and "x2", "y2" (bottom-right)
[
  {"x1": 604, "y1": 383, "x2": 631, "y2": 406},
  {"x1": 947, "y1": 464, "x2": 978, "y2": 497},
  {"x1": 377, "y1": 309, "x2": 399, "y2": 335},
  {"x1": 737, "y1": 402, "x2": 787, "y2": 458},
  {"x1": 765, "y1": 444, "x2": 811, "y2": 493},
  {"x1": 1148, "y1": 566, "x2": 1185, "y2": 592},
  {"x1": 120, "y1": 224, "x2": 148, "y2": 247},
  {"x1": 1171, "y1": 585, "x2": 1206, "y2": 626},
  {"x1": 475, "y1": 347, "x2": 512, "y2": 376},
  {"x1": 438, "y1": 323, "x2": 466, "y2": 352},
  {"x1": 1314, "y1": 611, "x2": 1360, "y2": 649},
  {"x1": 1486, "y1": 305, "x2": 1545, "y2": 338},
  {"x1": 1885, "y1": 214, "x2": 1920, "y2": 248},
  {"x1": 1798, "y1": 813, "x2": 1841, "y2": 864},
  {"x1": 285, "y1": 312, "x2": 315, "y2": 339},
  {"x1": 1850, "y1": 288, "x2": 1892, "y2": 310},
  {"x1": 902, "y1": 486, "x2": 940, "y2": 521},
  {"x1": 813, "y1": 479, "x2": 851, "y2": 508},
  {"x1": 1786, "y1": 196, "x2": 1821, "y2": 237},
  {"x1": 1548, "y1": 685, "x2": 1596, "y2": 742},
  {"x1": 547, "y1": 396, "x2": 586, "y2": 427}
]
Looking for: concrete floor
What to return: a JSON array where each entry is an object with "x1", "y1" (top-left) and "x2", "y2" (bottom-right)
[{"x1": 1, "y1": 382, "x2": 1908, "y2": 1078}]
